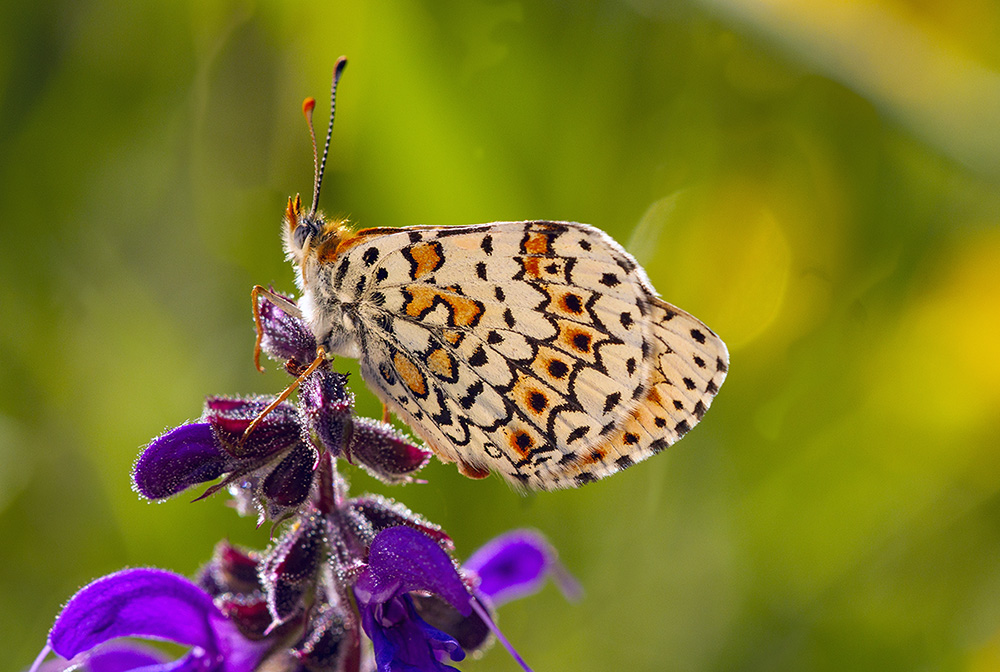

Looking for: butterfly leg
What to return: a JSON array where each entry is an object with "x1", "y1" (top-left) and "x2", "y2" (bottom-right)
[
  {"x1": 251, "y1": 285, "x2": 305, "y2": 373},
  {"x1": 239, "y1": 346, "x2": 327, "y2": 449}
]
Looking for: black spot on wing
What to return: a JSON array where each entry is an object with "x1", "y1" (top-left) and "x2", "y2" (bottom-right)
[
  {"x1": 459, "y1": 381, "x2": 484, "y2": 410},
  {"x1": 548, "y1": 360, "x2": 569, "y2": 378},
  {"x1": 614, "y1": 253, "x2": 637, "y2": 273},
  {"x1": 469, "y1": 346, "x2": 488, "y2": 367},
  {"x1": 334, "y1": 257, "x2": 350, "y2": 289}
]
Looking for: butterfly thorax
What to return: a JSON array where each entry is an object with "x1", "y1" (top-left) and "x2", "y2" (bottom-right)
[{"x1": 282, "y1": 194, "x2": 361, "y2": 359}]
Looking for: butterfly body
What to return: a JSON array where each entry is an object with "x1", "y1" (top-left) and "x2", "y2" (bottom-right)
[{"x1": 282, "y1": 195, "x2": 728, "y2": 490}]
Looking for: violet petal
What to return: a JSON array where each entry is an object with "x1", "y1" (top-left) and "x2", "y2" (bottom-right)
[
  {"x1": 463, "y1": 529, "x2": 563, "y2": 606},
  {"x1": 35, "y1": 643, "x2": 168, "y2": 672},
  {"x1": 354, "y1": 526, "x2": 471, "y2": 616},
  {"x1": 87, "y1": 645, "x2": 169, "y2": 672},
  {"x1": 49, "y1": 568, "x2": 223, "y2": 656},
  {"x1": 133, "y1": 424, "x2": 226, "y2": 500},
  {"x1": 362, "y1": 594, "x2": 464, "y2": 672}
]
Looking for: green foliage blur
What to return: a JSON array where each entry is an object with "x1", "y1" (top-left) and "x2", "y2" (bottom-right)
[{"x1": 2, "y1": 1, "x2": 999, "y2": 670}]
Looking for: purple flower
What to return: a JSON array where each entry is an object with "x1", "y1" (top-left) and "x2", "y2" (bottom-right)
[
  {"x1": 355, "y1": 526, "x2": 470, "y2": 672},
  {"x1": 465, "y1": 529, "x2": 582, "y2": 608},
  {"x1": 31, "y1": 568, "x2": 270, "y2": 672},
  {"x1": 32, "y1": 643, "x2": 169, "y2": 672},
  {"x1": 355, "y1": 526, "x2": 577, "y2": 672}
]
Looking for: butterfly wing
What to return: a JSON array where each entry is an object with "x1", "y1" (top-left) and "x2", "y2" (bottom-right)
[{"x1": 331, "y1": 221, "x2": 726, "y2": 490}]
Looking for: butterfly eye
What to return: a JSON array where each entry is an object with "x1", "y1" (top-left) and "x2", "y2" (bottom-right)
[{"x1": 293, "y1": 220, "x2": 317, "y2": 250}]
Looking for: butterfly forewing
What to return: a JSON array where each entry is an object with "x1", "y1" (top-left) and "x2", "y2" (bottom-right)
[{"x1": 319, "y1": 220, "x2": 726, "y2": 490}]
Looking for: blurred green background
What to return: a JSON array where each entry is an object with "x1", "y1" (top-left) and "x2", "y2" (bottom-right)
[{"x1": 2, "y1": 0, "x2": 999, "y2": 670}]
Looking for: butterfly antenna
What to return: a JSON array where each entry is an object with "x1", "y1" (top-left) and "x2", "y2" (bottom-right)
[
  {"x1": 302, "y1": 98, "x2": 319, "y2": 201},
  {"x1": 307, "y1": 56, "x2": 348, "y2": 219}
]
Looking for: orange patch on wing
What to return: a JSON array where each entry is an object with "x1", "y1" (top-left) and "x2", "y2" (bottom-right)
[
  {"x1": 403, "y1": 286, "x2": 483, "y2": 327},
  {"x1": 522, "y1": 257, "x2": 542, "y2": 278},
  {"x1": 527, "y1": 346, "x2": 572, "y2": 392},
  {"x1": 426, "y1": 348, "x2": 455, "y2": 379},
  {"x1": 510, "y1": 374, "x2": 556, "y2": 424},
  {"x1": 552, "y1": 288, "x2": 587, "y2": 317},
  {"x1": 523, "y1": 231, "x2": 551, "y2": 255},
  {"x1": 558, "y1": 322, "x2": 595, "y2": 355},
  {"x1": 447, "y1": 294, "x2": 483, "y2": 327},
  {"x1": 393, "y1": 352, "x2": 427, "y2": 397},
  {"x1": 582, "y1": 447, "x2": 607, "y2": 465},
  {"x1": 508, "y1": 427, "x2": 535, "y2": 458},
  {"x1": 409, "y1": 241, "x2": 444, "y2": 279},
  {"x1": 521, "y1": 387, "x2": 549, "y2": 415},
  {"x1": 458, "y1": 461, "x2": 491, "y2": 479},
  {"x1": 442, "y1": 329, "x2": 463, "y2": 346},
  {"x1": 403, "y1": 286, "x2": 437, "y2": 318}
]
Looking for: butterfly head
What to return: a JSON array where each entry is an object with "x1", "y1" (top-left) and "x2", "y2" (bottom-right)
[{"x1": 283, "y1": 194, "x2": 350, "y2": 285}]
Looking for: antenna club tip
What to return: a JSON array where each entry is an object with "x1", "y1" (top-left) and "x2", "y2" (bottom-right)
[
  {"x1": 302, "y1": 97, "x2": 316, "y2": 117},
  {"x1": 334, "y1": 57, "x2": 348, "y2": 80}
]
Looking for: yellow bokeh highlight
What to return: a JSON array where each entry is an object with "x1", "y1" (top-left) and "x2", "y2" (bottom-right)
[
  {"x1": 874, "y1": 228, "x2": 1000, "y2": 430},
  {"x1": 631, "y1": 177, "x2": 849, "y2": 355}
]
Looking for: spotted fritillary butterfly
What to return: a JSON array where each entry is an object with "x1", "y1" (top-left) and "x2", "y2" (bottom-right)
[{"x1": 260, "y1": 59, "x2": 728, "y2": 490}]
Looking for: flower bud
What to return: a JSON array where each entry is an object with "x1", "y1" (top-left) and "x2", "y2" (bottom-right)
[
  {"x1": 257, "y1": 289, "x2": 317, "y2": 367},
  {"x1": 260, "y1": 513, "x2": 327, "y2": 626},
  {"x1": 347, "y1": 495, "x2": 452, "y2": 550},
  {"x1": 292, "y1": 602, "x2": 354, "y2": 671},
  {"x1": 299, "y1": 370, "x2": 353, "y2": 458},
  {"x1": 133, "y1": 423, "x2": 227, "y2": 500},
  {"x1": 203, "y1": 396, "x2": 302, "y2": 460},
  {"x1": 348, "y1": 417, "x2": 431, "y2": 484},
  {"x1": 262, "y1": 441, "x2": 318, "y2": 519},
  {"x1": 199, "y1": 540, "x2": 262, "y2": 596}
]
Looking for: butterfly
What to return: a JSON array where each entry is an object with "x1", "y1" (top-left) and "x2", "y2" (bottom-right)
[{"x1": 254, "y1": 58, "x2": 728, "y2": 491}]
